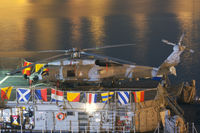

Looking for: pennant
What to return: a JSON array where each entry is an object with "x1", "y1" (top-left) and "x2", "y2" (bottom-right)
[
  {"x1": 35, "y1": 88, "x2": 47, "y2": 101},
  {"x1": 22, "y1": 61, "x2": 32, "y2": 76},
  {"x1": 67, "y1": 92, "x2": 80, "y2": 102},
  {"x1": 10, "y1": 115, "x2": 20, "y2": 126},
  {"x1": 133, "y1": 91, "x2": 144, "y2": 103},
  {"x1": 17, "y1": 88, "x2": 31, "y2": 102},
  {"x1": 87, "y1": 93, "x2": 97, "y2": 104},
  {"x1": 1, "y1": 86, "x2": 13, "y2": 100},
  {"x1": 101, "y1": 92, "x2": 114, "y2": 103},
  {"x1": 118, "y1": 91, "x2": 129, "y2": 104},
  {"x1": 51, "y1": 89, "x2": 64, "y2": 102}
]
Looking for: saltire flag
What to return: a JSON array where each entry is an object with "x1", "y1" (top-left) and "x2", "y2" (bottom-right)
[
  {"x1": 35, "y1": 88, "x2": 47, "y2": 101},
  {"x1": 17, "y1": 88, "x2": 31, "y2": 102},
  {"x1": 10, "y1": 115, "x2": 20, "y2": 126},
  {"x1": 118, "y1": 91, "x2": 129, "y2": 105},
  {"x1": 101, "y1": 92, "x2": 114, "y2": 103},
  {"x1": 87, "y1": 93, "x2": 97, "y2": 104},
  {"x1": 51, "y1": 89, "x2": 64, "y2": 102},
  {"x1": 67, "y1": 92, "x2": 80, "y2": 102},
  {"x1": 133, "y1": 91, "x2": 144, "y2": 103},
  {"x1": 22, "y1": 61, "x2": 32, "y2": 76},
  {"x1": 1, "y1": 86, "x2": 13, "y2": 100}
]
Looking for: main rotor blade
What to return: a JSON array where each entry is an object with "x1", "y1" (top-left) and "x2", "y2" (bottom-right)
[
  {"x1": 178, "y1": 33, "x2": 185, "y2": 45},
  {"x1": 81, "y1": 52, "x2": 135, "y2": 65},
  {"x1": 36, "y1": 50, "x2": 68, "y2": 53},
  {"x1": 28, "y1": 44, "x2": 136, "y2": 53},
  {"x1": 7, "y1": 53, "x2": 66, "y2": 75},
  {"x1": 162, "y1": 39, "x2": 176, "y2": 46},
  {"x1": 82, "y1": 44, "x2": 136, "y2": 51}
]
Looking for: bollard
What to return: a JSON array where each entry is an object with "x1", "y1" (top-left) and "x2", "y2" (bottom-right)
[{"x1": 192, "y1": 123, "x2": 194, "y2": 133}]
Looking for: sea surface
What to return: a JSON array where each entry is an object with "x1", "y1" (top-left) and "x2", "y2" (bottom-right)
[{"x1": 0, "y1": 0, "x2": 200, "y2": 89}]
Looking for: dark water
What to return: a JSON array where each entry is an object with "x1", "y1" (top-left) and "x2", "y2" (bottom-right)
[{"x1": 0, "y1": 0, "x2": 200, "y2": 88}]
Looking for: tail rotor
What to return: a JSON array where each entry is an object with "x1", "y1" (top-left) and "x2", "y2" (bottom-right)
[{"x1": 162, "y1": 33, "x2": 194, "y2": 53}]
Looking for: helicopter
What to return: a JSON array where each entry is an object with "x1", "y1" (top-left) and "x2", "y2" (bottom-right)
[{"x1": 7, "y1": 34, "x2": 193, "y2": 87}]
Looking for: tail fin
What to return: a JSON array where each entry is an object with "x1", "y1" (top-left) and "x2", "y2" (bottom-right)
[{"x1": 157, "y1": 34, "x2": 193, "y2": 76}]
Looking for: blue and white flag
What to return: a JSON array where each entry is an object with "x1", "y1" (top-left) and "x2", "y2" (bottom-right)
[
  {"x1": 17, "y1": 88, "x2": 31, "y2": 102},
  {"x1": 117, "y1": 91, "x2": 129, "y2": 105}
]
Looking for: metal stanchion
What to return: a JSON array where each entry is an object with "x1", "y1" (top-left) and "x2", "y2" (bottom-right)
[
  {"x1": 21, "y1": 122, "x2": 23, "y2": 133},
  {"x1": 154, "y1": 123, "x2": 160, "y2": 133},
  {"x1": 187, "y1": 122, "x2": 189, "y2": 133},
  {"x1": 134, "y1": 125, "x2": 136, "y2": 133},
  {"x1": 192, "y1": 122, "x2": 194, "y2": 133}
]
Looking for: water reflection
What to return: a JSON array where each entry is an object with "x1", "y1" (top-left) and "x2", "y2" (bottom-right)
[
  {"x1": 0, "y1": 0, "x2": 200, "y2": 86},
  {"x1": 171, "y1": 0, "x2": 200, "y2": 77}
]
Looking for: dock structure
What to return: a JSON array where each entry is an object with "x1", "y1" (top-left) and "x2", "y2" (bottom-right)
[{"x1": 0, "y1": 71, "x2": 187, "y2": 132}]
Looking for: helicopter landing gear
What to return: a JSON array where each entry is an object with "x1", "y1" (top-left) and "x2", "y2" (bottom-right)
[{"x1": 161, "y1": 74, "x2": 171, "y2": 87}]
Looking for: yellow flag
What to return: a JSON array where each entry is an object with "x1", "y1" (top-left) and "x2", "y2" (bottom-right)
[
  {"x1": 67, "y1": 92, "x2": 80, "y2": 102},
  {"x1": 101, "y1": 92, "x2": 114, "y2": 103},
  {"x1": 35, "y1": 64, "x2": 45, "y2": 72},
  {"x1": 1, "y1": 86, "x2": 13, "y2": 100}
]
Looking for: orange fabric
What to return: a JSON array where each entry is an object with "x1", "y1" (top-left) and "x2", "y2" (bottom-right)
[
  {"x1": 133, "y1": 91, "x2": 144, "y2": 103},
  {"x1": 1, "y1": 86, "x2": 13, "y2": 100},
  {"x1": 22, "y1": 61, "x2": 32, "y2": 76}
]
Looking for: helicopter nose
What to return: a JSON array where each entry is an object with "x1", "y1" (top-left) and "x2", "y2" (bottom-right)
[{"x1": 33, "y1": 75, "x2": 39, "y2": 82}]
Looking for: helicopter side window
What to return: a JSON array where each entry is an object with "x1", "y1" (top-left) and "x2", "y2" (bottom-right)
[{"x1": 67, "y1": 70, "x2": 75, "y2": 77}]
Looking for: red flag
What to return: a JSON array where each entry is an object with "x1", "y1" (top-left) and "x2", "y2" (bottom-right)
[
  {"x1": 22, "y1": 61, "x2": 32, "y2": 76},
  {"x1": 1, "y1": 86, "x2": 13, "y2": 101},
  {"x1": 133, "y1": 91, "x2": 144, "y2": 103},
  {"x1": 35, "y1": 88, "x2": 47, "y2": 101}
]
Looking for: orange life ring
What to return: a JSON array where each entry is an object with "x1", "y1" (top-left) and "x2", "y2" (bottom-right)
[{"x1": 56, "y1": 112, "x2": 65, "y2": 120}]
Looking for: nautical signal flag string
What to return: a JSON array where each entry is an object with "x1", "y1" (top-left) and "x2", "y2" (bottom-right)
[
  {"x1": 0, "y1": 86, "x2": 155, "y2": 103},
  {"x1": 1, "y1": 86, "x2": 13, "y2": 101}
]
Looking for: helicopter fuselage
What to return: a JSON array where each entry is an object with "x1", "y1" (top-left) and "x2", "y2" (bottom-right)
[{"x1": 39, "y1": 59, "x2": 162, "y2": 83}]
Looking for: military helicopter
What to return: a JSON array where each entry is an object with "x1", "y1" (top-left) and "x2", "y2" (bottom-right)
[{"x1": 7, "y1": 34, "x2": 193, "y2": 86}]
